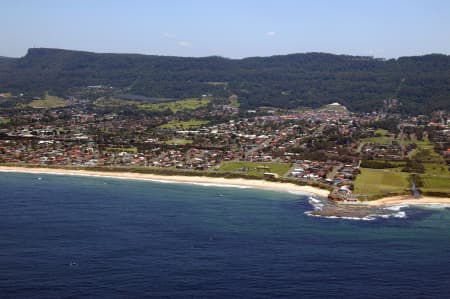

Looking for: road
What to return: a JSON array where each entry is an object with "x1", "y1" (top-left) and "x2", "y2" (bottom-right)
[
  {"x1": 243, "y1": 137, "x2": 273, "y2": 160},
  {"x1": 327, "y1": 163, "x2": 343, "y2": 180}
]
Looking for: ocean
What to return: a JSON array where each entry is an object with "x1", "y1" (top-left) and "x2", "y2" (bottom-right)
[{"x1": 1, "y1": 172, "x2": 450, "y2": 298}]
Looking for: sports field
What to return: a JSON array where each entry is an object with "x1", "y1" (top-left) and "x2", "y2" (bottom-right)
[
  {"x1": 354, "y1": 168, "x2": 410, "y2": 196},
  {"x1": 29, "y1": 93, "x2": 69, "y2": 109}
]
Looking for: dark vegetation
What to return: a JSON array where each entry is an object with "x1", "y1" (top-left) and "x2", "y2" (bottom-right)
[
  {"x1": 1, "y1": 48, "x2": 450, "y2": 114},
  {"x1": 409, "y1": 173, "x2": 423, "y2": 188},
  {"x1": 0, "y1": 56, "x2": 15, "y2": 66},
  {"x1": 367, "y1": 118, "x2": 400, "y2": 133},
  {"x1": 360, "y1": 160, "x2": 402, "y2": 169},
  {"x1": 402, "y1": 159, "x2": 425, "y2": 173}
]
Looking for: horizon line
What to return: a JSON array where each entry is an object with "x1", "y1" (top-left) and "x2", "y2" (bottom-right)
[{"x1": 2, "y1": 47, "x2": 450, "y2": 61}]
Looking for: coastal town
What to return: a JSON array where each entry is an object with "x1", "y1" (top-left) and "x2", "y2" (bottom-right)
[
  {"x1": 4, "y1": 2, "x2": 450, "y2": 298},
  {"x1": 0, "y1": 89, "x2": 449, "y2": 201}
]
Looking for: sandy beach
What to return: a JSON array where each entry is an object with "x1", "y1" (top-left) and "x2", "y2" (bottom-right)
[
  {"x1": 363, "y1": 195, "x2": 450, "y2": 207},
  {"x1": 0, "y1": 166, "x2": 330, "y2": 198},
  {"x1": 3, "y1": 166, "x2": 449, "y2": 207}
]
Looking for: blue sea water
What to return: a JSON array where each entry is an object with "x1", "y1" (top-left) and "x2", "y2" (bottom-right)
[{"x1": 1, "y1": 173, "x2": 450, "y2": 298}]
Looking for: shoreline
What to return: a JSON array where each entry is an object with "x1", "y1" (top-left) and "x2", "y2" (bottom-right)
[
  {"x1": 362, "y1": 195, "x2": 450, "y2": 207},
  {"x1": 2, "y1": 166, "x2": 449, "y2": 208},
  {"x1": 0, "y1": 166, "x2": 330, "y2": 198}
]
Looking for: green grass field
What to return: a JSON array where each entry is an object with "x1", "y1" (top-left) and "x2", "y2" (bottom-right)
[
  {"x1": 159, "y1": 119, "x2": 209, "y2": 129},
  {"x1": 422, "y1": 163, "x2": 450, "y2": 176},
  {"x1": 29, "y1": 93, "x2": 69, "y2": 109},
  {"x1": 0, "y1": 117, "x2": 10, "y2": 125},
  {"x1": 420, "y1": 175, "x2": 450, "y2": 193},
  {"x1": 360, "y1": 136, "x2": 395, "y2": 144},
  {"x1": 417, "y1": 151, "x2": 450, "y2": 193},
  {"x1": 374, "y1": 129, "x2": 389, "y2": 135},
  {"x1": 229, "y1": 97, "x2": 240, "y2": 108},
  {"x1": 408, "y1": 138, "x2": 443, "y2": 161},
  {"x1": 164, "y1": 138, "x2": 193, "y2": 145},
  {"x1": 319, "y1": 104, "x2": 348, "y2": 112},
  {"x1": 360, "y1": 128, "x2": 393, "y2": 144},
  {"x1": 360, "y1": 132, "x2": 438, "y2": 160},
  {"x1": 218, "y1": 162, "x2": 292, "y2": 177},
  {"x1": 140, "y1": 98, "x2": 210, "y2": 113},
  {"x1": 94, "y1": 97, "x2": 140, "y2": 107},
  {"x1": 354, "y1": 168, "x2": 410, "y2": 196},
  {"x1": 356, "y1": 133, "x2": 448, "y2": 197}
]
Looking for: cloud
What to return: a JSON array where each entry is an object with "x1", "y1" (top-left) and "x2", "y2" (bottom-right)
[
  {"x1": 266, "y1": 31, "x2": 276, "y2": 36},
  {"x1": 178, "y1": 41, "x2": 192, "y2": 48}
]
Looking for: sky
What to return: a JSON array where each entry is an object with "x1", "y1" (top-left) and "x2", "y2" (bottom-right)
[{"x1": 1, "y1": 0, "x2": 450, "y2": 58}]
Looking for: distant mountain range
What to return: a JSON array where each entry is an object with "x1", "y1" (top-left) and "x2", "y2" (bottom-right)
[{"x1": 1, "y1": 48, "x2": 449, "y2": 114}]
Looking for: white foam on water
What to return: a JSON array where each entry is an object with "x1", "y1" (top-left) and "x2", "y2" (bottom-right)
[
  {"x1": 0, "y1": 169, "x2": 256, "y2": 190},
  {"x1": 307, "y1": 197, "x2": 325, "y2": 211},
  {"x1": 288, "y1": 190, "x2": 315, "y2": 196},
  {"x1": 304, "y1": 202, "x2": 408, "y2": 221},
  {"x1": 384, "y1": 204, "x2": 409, "y2": 211},
  {"x1": 309, "y1": 197, "x2": 321, "y2": 204},
  {"x1": 304, "y1": 211, "x2": 376, "y2": 221},
  {"x1": 394, "y1": 211, "x2": 407, "y2": 218},
  {"x1": 101, "y1": 176, "x2": 251, "y2": 189},
  {"x1": 378, "y1": 211, "x2": 407, "y2": 219},
  {"x1": 190, "y1": 182, "x2": 250, "y2": 189},
  {"x1": 411, "y1": 203, "x2": 450, "y2": 209}
]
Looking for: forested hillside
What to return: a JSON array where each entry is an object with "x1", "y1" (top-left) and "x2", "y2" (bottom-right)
[{"x1": 0, "y1": 48, "x2": 449, "y2": 114}]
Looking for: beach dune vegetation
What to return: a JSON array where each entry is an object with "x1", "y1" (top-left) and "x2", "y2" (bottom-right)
[{"x1": 218, "y1": 162, "x2": 292, "y2": 177}]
